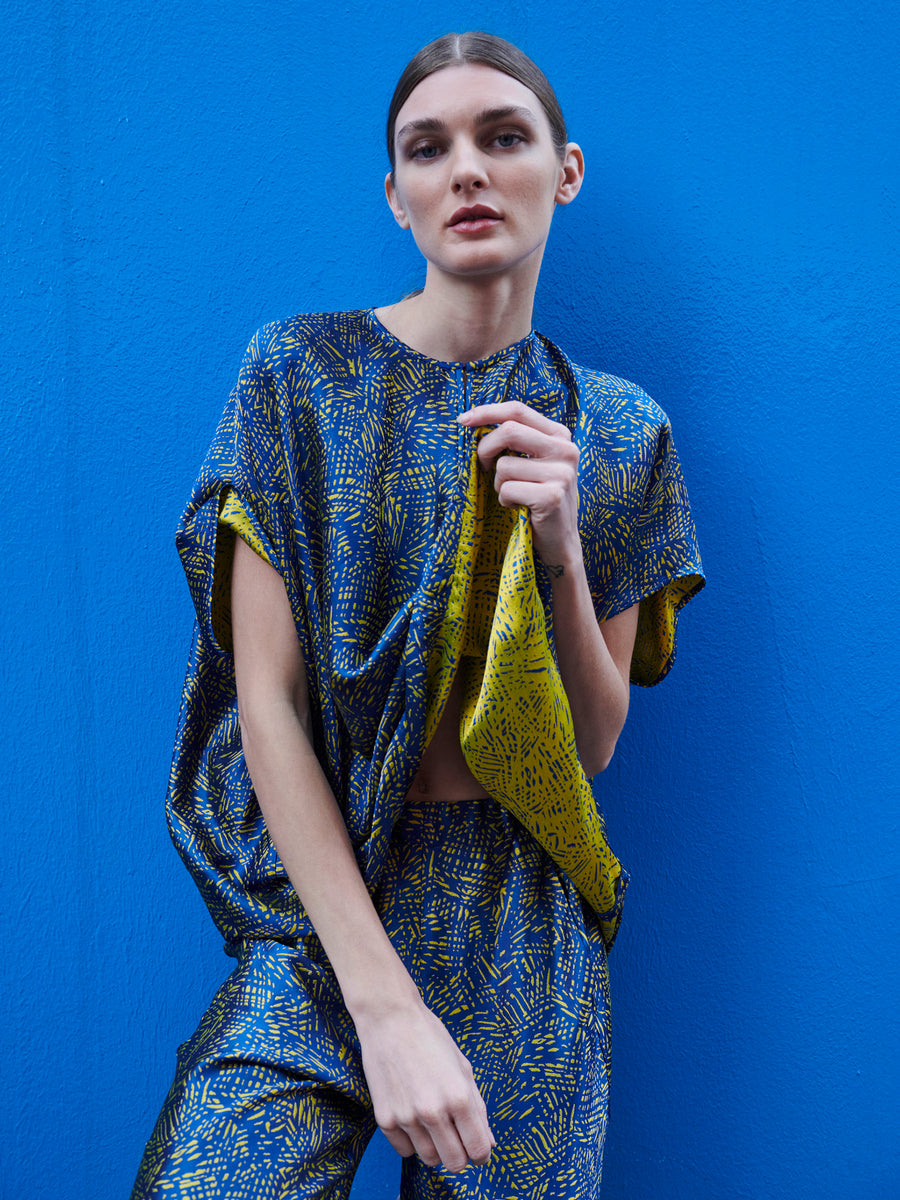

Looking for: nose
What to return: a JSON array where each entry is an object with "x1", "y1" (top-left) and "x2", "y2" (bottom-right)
[{"x1": 449, "y1": 140, "x2": 487, "y2": 192}]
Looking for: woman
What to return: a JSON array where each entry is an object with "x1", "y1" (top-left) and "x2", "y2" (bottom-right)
[{"x1": 133, "y1": 31, "x2": 703, "y2": 1199}]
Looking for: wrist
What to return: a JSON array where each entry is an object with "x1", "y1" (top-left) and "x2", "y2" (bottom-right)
[
  {"x1": 537, "y1": 546, "x2": 585, "y2": 583},
  {"x1": 341, "y1": 955, "x2": 423, "y2": 1025}
]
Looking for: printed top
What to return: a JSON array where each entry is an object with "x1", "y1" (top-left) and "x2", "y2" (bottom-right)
[{"x1": 168, "y1": 309, "x2": 704, "y2": 949}]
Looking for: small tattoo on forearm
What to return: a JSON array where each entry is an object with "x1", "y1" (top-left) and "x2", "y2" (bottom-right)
[{"x1": 542, "y1": 561, "x2": 565, "y2": 578}]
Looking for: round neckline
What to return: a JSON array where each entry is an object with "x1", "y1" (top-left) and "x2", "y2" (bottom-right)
[{"x1": 365, "y1": 307, "x2": 535, "y2": 371}]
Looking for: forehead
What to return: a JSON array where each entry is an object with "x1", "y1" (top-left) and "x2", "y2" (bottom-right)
[{"x1": 395, "y1": 62, "x2": 548, "y2": 133}]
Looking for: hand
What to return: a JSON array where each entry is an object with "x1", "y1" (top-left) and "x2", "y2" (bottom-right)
[
  {"x1": 458, "y1": 401, "x2": 582, "y2": 570},
  {"x1": 354, "y1": 997, "x2": 495, "y2": 1173}
]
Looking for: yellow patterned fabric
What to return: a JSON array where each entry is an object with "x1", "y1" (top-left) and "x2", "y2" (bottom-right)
[
  {"x1": 138, "y1": 309, "x2": 704, "y2": 1196},
  {"x1": 221, "y1": 459, "x2": 623, "y2": 935},
  {"x1": 169, "y1": 309, "x2": 703, "y2": 958},
  {"x1": 425, "y1": 438, "x2": 624, "y2": 945},
  {"x1": 219, "y1": 488, "x2": 271, "y2": 564}
]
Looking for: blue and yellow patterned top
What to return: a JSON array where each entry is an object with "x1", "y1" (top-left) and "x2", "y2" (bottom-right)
[{"x1": 167, "y1": 309, "x2": 703, "y2": 951}]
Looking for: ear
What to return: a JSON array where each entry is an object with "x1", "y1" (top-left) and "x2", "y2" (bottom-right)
[
  {"x1": 554, "y1": 143, "x2": 585, "y2": 207},
  {"x1": 385, "y1": 172, "x2": 411, "y2": 230}
]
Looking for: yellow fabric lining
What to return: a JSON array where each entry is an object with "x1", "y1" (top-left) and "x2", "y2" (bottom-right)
[
  {"x1": 210, "y1": 490, "x2": 274, "y2": 652},
  {"x1": 222, "y1": 469, "x2": 628, "y2": 942},
  {"x1": 219, "y1": 490, "x2": 273, "y2": 565},
  {"x1": 631, "y1": 572, "x2": 703, "y2": 685},
  {"x1": 426, "y1": 443, "x2": 625, "y2": 945}
]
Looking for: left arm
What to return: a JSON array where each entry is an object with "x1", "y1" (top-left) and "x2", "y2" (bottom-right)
[{"x1": 458, "y1": 402, "x2": 638, "y2": 776}]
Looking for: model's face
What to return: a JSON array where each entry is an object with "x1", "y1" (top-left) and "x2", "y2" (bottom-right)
[{"x1": 386, "y1": 64, "x2": 583, "y2": 282}]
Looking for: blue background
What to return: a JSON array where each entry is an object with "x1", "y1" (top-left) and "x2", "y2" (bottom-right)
[{"x1": 2, "y1": 1, "x2": 897, "y2": 1197}]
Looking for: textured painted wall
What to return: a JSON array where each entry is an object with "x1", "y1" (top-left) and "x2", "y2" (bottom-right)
[{"x1": 2, "y1": 2, "x2": 897, "y2": 1197}]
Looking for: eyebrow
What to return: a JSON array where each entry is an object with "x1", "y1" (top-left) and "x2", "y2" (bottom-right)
[{"x1": 395, "y1": 105, "x2": 541, "y2": 144}]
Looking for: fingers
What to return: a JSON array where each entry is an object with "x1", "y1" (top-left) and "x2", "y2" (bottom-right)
[
  {"x1": 381, "y1": 1111, "x2": 492, "y2": 1174},
  {"x1": 357, "y1": 999, "x2": 494, "y2": 1174},
  {"x1": 458, "y1": 400, "x2": 569, "y2": 439},
  {"x1": 460, "y1": 407, "x2": 577, "y2": 474},
  {"x1": 452, "y1": 1090, "x2": 496, "y2": 1168},
  {"x1": 380, "y1": 1125, "x2": 416, "y2": 1159},
  {"x1": 380, "y1": 1118, "x2": 450, "y2": 1169},
  {"x1": 377, "y1": 1070, "x2": 494, "y2": 1174},
  {"x1": 493, "y1": 451, "x2": 577, "y2": 489},
  {"x1": 487, "y1": 433, "x2": 579, "y2": 521}
]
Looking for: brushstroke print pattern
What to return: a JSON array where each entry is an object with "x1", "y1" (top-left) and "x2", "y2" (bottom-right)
[{"x1": 132, "y1": 309, "x2": 702, "y2": 1196}]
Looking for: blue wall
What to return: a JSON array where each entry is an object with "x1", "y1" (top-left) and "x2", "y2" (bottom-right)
[{"x1": 2, "y1": 2, "x2": 897, "y2": 1197}]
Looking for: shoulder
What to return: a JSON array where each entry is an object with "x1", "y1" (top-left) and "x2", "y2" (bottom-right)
[
  {"x1": 239, "y1": 309, "x2": 375, "y2": 373},
  {"x1": 533, "y1": 334, "x2": 671, "y2": 450},
  {"x1": 231, "y1": 308, "x2": 401, "y2": 451}
]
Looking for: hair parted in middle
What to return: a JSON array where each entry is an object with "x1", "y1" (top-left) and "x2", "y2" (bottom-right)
[{"x1": 386, "y1": 32, "x2": 569, "y2": 175}]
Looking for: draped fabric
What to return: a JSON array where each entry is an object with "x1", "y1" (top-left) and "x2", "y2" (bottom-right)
[
  {"x1": 131, "y1": 798, "x2": 613, "y2": 1199},
  {"x1": 424, "y1": 441, "x2": 624, "y2": 946},
  {"x1": 167, "y1": 309, "x2": 703, "y2": 951}
]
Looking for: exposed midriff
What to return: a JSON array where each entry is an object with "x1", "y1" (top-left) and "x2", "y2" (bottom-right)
[{"x1": 404, "y1": 670, "x2": 491, "y2": 804}]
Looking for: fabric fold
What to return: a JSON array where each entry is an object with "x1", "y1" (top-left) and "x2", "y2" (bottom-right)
[
  {"x1": 166, "y1": 309, "x2": 703, "y2": 951},
  {"x1": 425, "y1": 439, "x2": 627, "y2": 949}
]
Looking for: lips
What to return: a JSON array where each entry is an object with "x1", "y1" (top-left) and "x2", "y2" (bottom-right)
[{"x1": 448, "y1": 205, "x2": 502, "y2": 227}]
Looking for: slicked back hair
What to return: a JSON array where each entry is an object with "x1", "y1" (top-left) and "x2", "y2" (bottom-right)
[{"x1": 386, "y1": 32, "x2": 568, "y2": 175}]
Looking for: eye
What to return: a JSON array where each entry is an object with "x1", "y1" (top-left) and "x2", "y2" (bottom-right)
[
  {"x1": 409, "y1": 141, "x2": 442, "y2": 161},
  {"x1": 492, "y1": 131, "x2": 525, "y2": 149}
]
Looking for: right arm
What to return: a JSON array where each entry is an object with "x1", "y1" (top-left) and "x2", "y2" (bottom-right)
[{"x1": 230, "y1": 534, "x2": 494, "y2": 1171}]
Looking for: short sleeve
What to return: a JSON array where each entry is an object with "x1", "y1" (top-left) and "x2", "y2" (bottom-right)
[
  {"x1": 600, "y1": 420, "x2": 704, "y2": 685},
  {"x1": 201, "y1": 488, "x2": 276, "y2": 653},
  {"x1": 572, "y1": 361, "x2": 705, "y2": 689},
  {"x1": 219, "y1": 489, "x2": 274, "y2": 566},
  {"x1": 175, "y1": 326, "x2": 293, "y2": 658}
]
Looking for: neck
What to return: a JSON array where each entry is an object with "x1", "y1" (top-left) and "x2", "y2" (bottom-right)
[{"x1": 376, "y1": 264, "x2": 541, "y2": 362}]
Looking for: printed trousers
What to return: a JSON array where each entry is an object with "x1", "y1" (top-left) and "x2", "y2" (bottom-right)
[{"x1": 131, "y1": 799, "x2": 611, "y2": 1199}]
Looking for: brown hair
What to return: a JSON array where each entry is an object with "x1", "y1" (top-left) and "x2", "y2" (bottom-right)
[{"x1": 386, "y1": 32, "x2": 568, "y2": 174}]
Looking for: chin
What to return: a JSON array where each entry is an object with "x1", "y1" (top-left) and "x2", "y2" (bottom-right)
[{"x1": 438, "y1": 247, "x2": 541, "y2": 281}]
